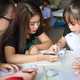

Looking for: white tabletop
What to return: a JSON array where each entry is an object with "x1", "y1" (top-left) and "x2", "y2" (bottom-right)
[
  {"x1": 20, "y1": 50, "x2": 80, "y2": 80},
  {"x1": 1, "y1": 50, "x2": 80, "y2": 80}
]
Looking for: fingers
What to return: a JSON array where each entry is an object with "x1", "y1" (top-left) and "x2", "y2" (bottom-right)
[
  {"x1": 0, "y1": 64, "x2": 21, "y2": 72},
  {"x1": 48, "y1": 55, "x2": 60, "y2": 62},
  {"x1": 0, "y1": 64, "x2": 13, "y2": 71},
  {"x1": 49, "y1": 44, "x2": 60, "y2": 53},
  {"x1": 22, "y1": 68, "x2": 37, "y2": 73},
  {"x1": 72, "y1": 58, "x2": 80, "y2": 75},
  {"x1": 21, "y1": 68, "x2": 37, "y2": 79},
  {"x1": 73, "y1": 64, "x2": 80, "y2": 75},
  {"x1": 10, "y1": 64, "x2": 21, "y2": 72}
]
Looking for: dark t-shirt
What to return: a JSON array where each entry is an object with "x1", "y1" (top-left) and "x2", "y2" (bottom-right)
[
  {"x1": 0, "y1": 34, "x2": 8, "y2": 63},
  {"x1": 0, "y1": 40, "x2": 6, "y2": 63},
  {"x1": 0, "y1": 21, "x2": 15, "y2": 63},
  {"x1": 5, "y1": 24, "x2": 45, "y2": 54}
]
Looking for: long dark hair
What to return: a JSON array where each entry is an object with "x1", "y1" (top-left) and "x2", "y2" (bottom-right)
[{"x1": 16, "y1": 3, "x2": 44, "y2": 52}]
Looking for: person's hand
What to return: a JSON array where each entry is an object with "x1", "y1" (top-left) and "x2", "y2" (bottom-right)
[
  {"x1": 28, "y1": 45, "x2": 40, "y2": 55},
  {"x1": 72, "y1": 57, "x2": 80, "y2": 75},
  {"x1": 38, "y1": 54, "x2": 60, "y2": 62},
  {"x1": 5, "y1": 68, "x2": 37, "y2": 80},
  {"x1": 48, "y1": 44, "x2": 60, "y2": 52},
  {"x1": 22, "y1": 68, "x2": 37, "y2": 74},
  {"x1": 21, "y1": 68, "x2": 37, "y2": 80},
  {"x1": 48, "y1": 55, "x2": 60, "y2": 62},
  {"x1": 0, "y1": 64, "x2": 20, "y2": 72}
]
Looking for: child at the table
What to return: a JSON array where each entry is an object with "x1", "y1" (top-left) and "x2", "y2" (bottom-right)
[
  {"x1": 49, "y1": 0, "x2": 80, "y2": 53},
  {"x1": 49, "y1": 0, "x2": 80, "y2": 76}
]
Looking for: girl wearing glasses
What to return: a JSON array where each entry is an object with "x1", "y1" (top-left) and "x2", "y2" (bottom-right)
[{"x1": 4, "y1": 3, "x2": 59, "y2": 64}]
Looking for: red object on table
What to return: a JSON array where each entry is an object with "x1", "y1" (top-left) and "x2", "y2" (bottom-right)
[{"x1": 6, "y1": 76, "x2": 24, "y2": 80}]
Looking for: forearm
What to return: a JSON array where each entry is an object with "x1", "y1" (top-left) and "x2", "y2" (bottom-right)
[
  {"x1": 6, "y1": 54, "x2": 38, "y2": 64},
  {"x1": 4, "y1": 46, "x2": 37, "y2": 64},
  {"x1": 5, "y1": 45, "x2": 58, "y2": 64},
  {"x1": 35, "y1": 40, "x2": 52, "y2": 50},
  {"x1": 6, "y1": 53, "x2": 48, "y2": 64},
  {"x1": 5, "y1": 46, "x2": 43, "y2": 64},
  {"x1": 7, "y1": 54, "x2": 58, "y2": 64}
]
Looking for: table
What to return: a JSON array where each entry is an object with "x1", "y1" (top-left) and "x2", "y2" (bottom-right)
[
  {"x1": 19, "y1": 50, "x2": 80, "y2": 80},
  {"x1": 0, "y1": 49, "x2": 80, "y2": 80}
]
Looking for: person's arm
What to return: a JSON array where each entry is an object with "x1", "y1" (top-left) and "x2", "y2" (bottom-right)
[
  {"x1": 72, "y1": 57, "x2": 80, "y2": 75},
  {"x1": 35, "y1": 32, "x2": 52, "y2": 50},
  {"x1": 0, "y1": 63, "x2": 20, "y2": 72},
  {"x1": 5, "y1": 46, "x2": 38, "y2": 64},
  {"x1": 56, "y1": 36, "x2": 66, "y2": 49},
  {"x1": 5, "y1": 46, "x2": 59, "y2": 64},
  {"x1": 49, "y1": 36, "x2": 66, "y2": 52},
  {"x1": 28, "y1": 32, "x2": 52, "y2": 55},
  {"x1": 0, "y1": 64, "x2": 37, "y2": 80},
  {"x1": 49, "y1": 24, "x2": 70, "y2": 52}
]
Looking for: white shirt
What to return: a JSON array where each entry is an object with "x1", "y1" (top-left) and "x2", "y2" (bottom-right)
[{"x1": 65, "y1": 32, "x2": 80, "y2": 52}]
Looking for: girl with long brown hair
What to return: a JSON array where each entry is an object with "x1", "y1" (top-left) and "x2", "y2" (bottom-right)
[{"x1": 4, "y1": 3, "x2": 59, "y2": 64}]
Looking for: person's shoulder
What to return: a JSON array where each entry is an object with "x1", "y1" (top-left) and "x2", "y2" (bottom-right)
[{"x1": 65, "y1": 32, "x2": 77, "y2": 39}]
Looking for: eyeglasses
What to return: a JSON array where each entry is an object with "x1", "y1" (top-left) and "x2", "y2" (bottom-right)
[{"x1": 0, "y1": 16, "x2": 13, "y2": 23}]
